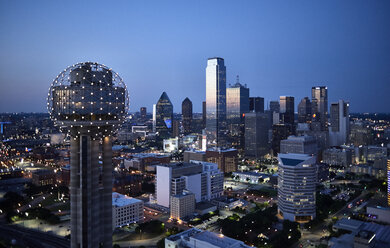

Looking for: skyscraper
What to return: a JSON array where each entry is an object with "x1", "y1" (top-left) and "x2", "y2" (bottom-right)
[
  {"x1": 226, "y1": 78, "x2": 249, "y2": 148},
  {"x1": 269, "y1": 100, "x2": 280, "y2": 113},
  {"x1": 277, "y1": 153, "x2": 317, "y2": 223},
  {"x1": 47, "y1": 62, "x2": 129, "y2": 248},
  {"x1": 245, "y1": 112, "x2": 270, "y2": 158},
  {"x1": 202, "y1": 101, "x2": 206, "y2": 129},
  {"x1": 156, "y1": 92, "x2": 173, "y2": 138},
  {"x1": 298, "y1": 97, "x2": 312, "y2": 123},
  {"x1": 329, "y1": 100, "x2": 350, "y2": 146},
  {"x1": 249, "y1": 97, "x2": 264, "y2": 113},
  {"x1": 182, "y1": 97, "x2": 193, "y2": 134},
  {"x1": 311, "y1": 86, "x2": 328, "y2": 131},
  {"x1": 205, "y1": 57, "x2": 226, "y2": 148},
  {"x1": 140, "y1": 107, "x2": 147, "y2": 119},
  {"x1": 280, "y1": 96, "x2": 295, "y2": 126}
]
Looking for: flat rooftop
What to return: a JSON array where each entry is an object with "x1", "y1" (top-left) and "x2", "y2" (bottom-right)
[{"x1": 112, "y1": 192, "x2": 142, "y2": 207}]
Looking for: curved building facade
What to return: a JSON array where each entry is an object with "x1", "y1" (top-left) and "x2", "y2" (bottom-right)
[{"x1": 277, "y1": 153, "x2": 317, "y2": 223}]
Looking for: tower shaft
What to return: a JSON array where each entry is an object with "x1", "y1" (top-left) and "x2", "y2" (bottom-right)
[{"x1": 70, "y1": 130, "x2": 112, "y2": 248}]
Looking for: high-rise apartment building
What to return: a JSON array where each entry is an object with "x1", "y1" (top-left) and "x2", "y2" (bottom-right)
[
  {"x1": 249, "y1": 97, "x2": 264, "y2": 113},
  {"x1": 277, "y1": 153, "x2": 317, "y2": 223},
  {"x1": 329, "y1": 100, "x2": 350, "y2": 146},
  {"x1": 156, "y1": 161, "x2": 223, "y2": 208},
  {"x1": 311, "y1": 86, "x2": 328, "y2": 131},
  {"x1": 298, "y1": 97, "x2": 311, "y2": 123},
  {"x1": 205, "y1": 57, "x2": 226, "y2": 148},
  {"x1": 170, "y1": 190, "x2": 196, "y2": 220},
  {"x1": 182, "y1": 97, "x2": 193, "y2": 134},
  {"x1": 48, "y1": 62, "x2": 129, "y2": 248},
  {"x1": 156, "y1": 92, "x2": 173, "y2": 137},
  {"x1": 280, "y1": 96, "x2": 295, "y2": 126},
  {"x1": 245, "y1": 112, "x2": 270, "y2": 158}
]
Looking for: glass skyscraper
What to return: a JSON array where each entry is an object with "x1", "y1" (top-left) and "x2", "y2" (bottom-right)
[
  {"x1": 329, "y1": 100, "x2": 350, "y2": 146},
  {"x1": 298, "y1": 97, "x2": 312, "y2": 123},
  {"x1": 280, "y1": 96, "x2": 295, "y2": 126},
  {"x1": 311, "y1": 86, "x2": 328, "y2": 131},
  {"x1": 182, "y1": 97, "x2": 192, "y2": 134},
  {"x1": 226, "y1": 81, "x2": 249, "y2": 135},
  {"x1": 206, "y1": 57, "x2": 226, "y2": 148},
  {"x1": 156, "y1": 92, "x2": 173, "y2": 137}
]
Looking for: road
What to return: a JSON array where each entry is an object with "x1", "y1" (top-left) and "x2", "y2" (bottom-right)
[{"x1": 0, "y1": 223, "x2": 70, "y2": 248}]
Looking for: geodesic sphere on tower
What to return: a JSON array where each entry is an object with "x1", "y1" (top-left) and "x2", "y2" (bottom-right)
[{"x1": 47, "y1": 62, "x2": 129, "y2": 132}]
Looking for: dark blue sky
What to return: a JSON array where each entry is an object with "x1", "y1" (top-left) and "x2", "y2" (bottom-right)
[{"x1": 0, "y1": 0, "x2": 389, "y2": 113}]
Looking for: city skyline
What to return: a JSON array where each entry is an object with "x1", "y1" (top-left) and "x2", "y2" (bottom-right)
[{"x1": 1, "y1": 0, "x2": 390, "y2": 113}]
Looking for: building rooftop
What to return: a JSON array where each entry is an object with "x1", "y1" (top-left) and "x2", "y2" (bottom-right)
[
  {"x1": 167, "y1": 228, "x2": 251, "y2": 247},
  {"x1": 207, "y1": 148, "x2": 237, "y2": 153},
  {"x1": 132, "y1": 153, "x2": 169, "y2": 159},
  {"x1": 333, "y1": 218, "x2": 390, "y2": 247},
  {"x1": 284, "y1": 135, "x2": 316, "y2": 142},
  {"x1": 191, "y1": 230, "x2": 250, "y2": 248},
  {"x1": 278, "y1": 153, "x2": 314, "y2": 166},
  {"x1": 112, "y1": 192, "x2": 142, "y2": 207},
  {"x1": 233, "y1": 171, "x2": 270, "y2": 178}
]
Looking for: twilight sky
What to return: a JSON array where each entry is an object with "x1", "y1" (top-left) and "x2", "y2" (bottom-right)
[{"x1": 0, "y1": 0, "x2": 389, "y2": 113}]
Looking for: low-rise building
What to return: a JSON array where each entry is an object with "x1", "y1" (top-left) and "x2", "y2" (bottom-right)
[
  {"x1": 165, "y1": 228, "x2": 251, "y2": 248},
  {"x1": 206, "y1": 148, "x2": 238, "y2": 173},
  {"x1": 323, "y1": 147, "x2": 352, "y2": 167},
  {"x1": 331, "y1": 218, "x2": 390, "y2": 248},
  {"x1": 164, "y1": 137, "x2": 179, "y2": 152},
  {"x1": 124, "y1": 153, "x2": 170, "y2": 172},
  {"x1": 366, "y1": 206, "x2": 390, "y2": 224},
  {"x1": 232, "y1": 171, "x2": 270, "y2": 184},
  {"x1": 211, "y1": 197, "x2": 243, "y2": 210},
  {"x1": 31, "y1": 169, "x2": 56, "y2": 186},
  {"x1": 183, "y1": 150, "x2": 206, "y2": 163},
  {"x1": 112, "y1": 192, "x2": 144, "y2": 228}
]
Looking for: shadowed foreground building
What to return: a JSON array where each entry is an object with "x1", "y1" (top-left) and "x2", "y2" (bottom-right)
[
  {"x1": 47, "y1": 62, "x2": 129, "y2": 248},
  {"x1": 244, "y1": 112, "x2": 270, "y2": 158}
]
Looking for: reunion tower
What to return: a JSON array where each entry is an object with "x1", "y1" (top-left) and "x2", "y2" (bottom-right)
[{"x1": 47, "y1": 62, "x2": 129, "y2": 248}]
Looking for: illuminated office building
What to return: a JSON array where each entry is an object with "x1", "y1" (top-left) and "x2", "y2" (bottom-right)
[
  {"x1": 277, "y1": 153, "x2": 317, "y2": 223},
  {"x1": 156, "y1": 92, "x2": 173, "y2": 137},
  {"x1": 311, "y1": 86, "x2": 328, "y2": 131},
  {"x1": 329, "y1": 100, "x2": 350, "y2": 146}
]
